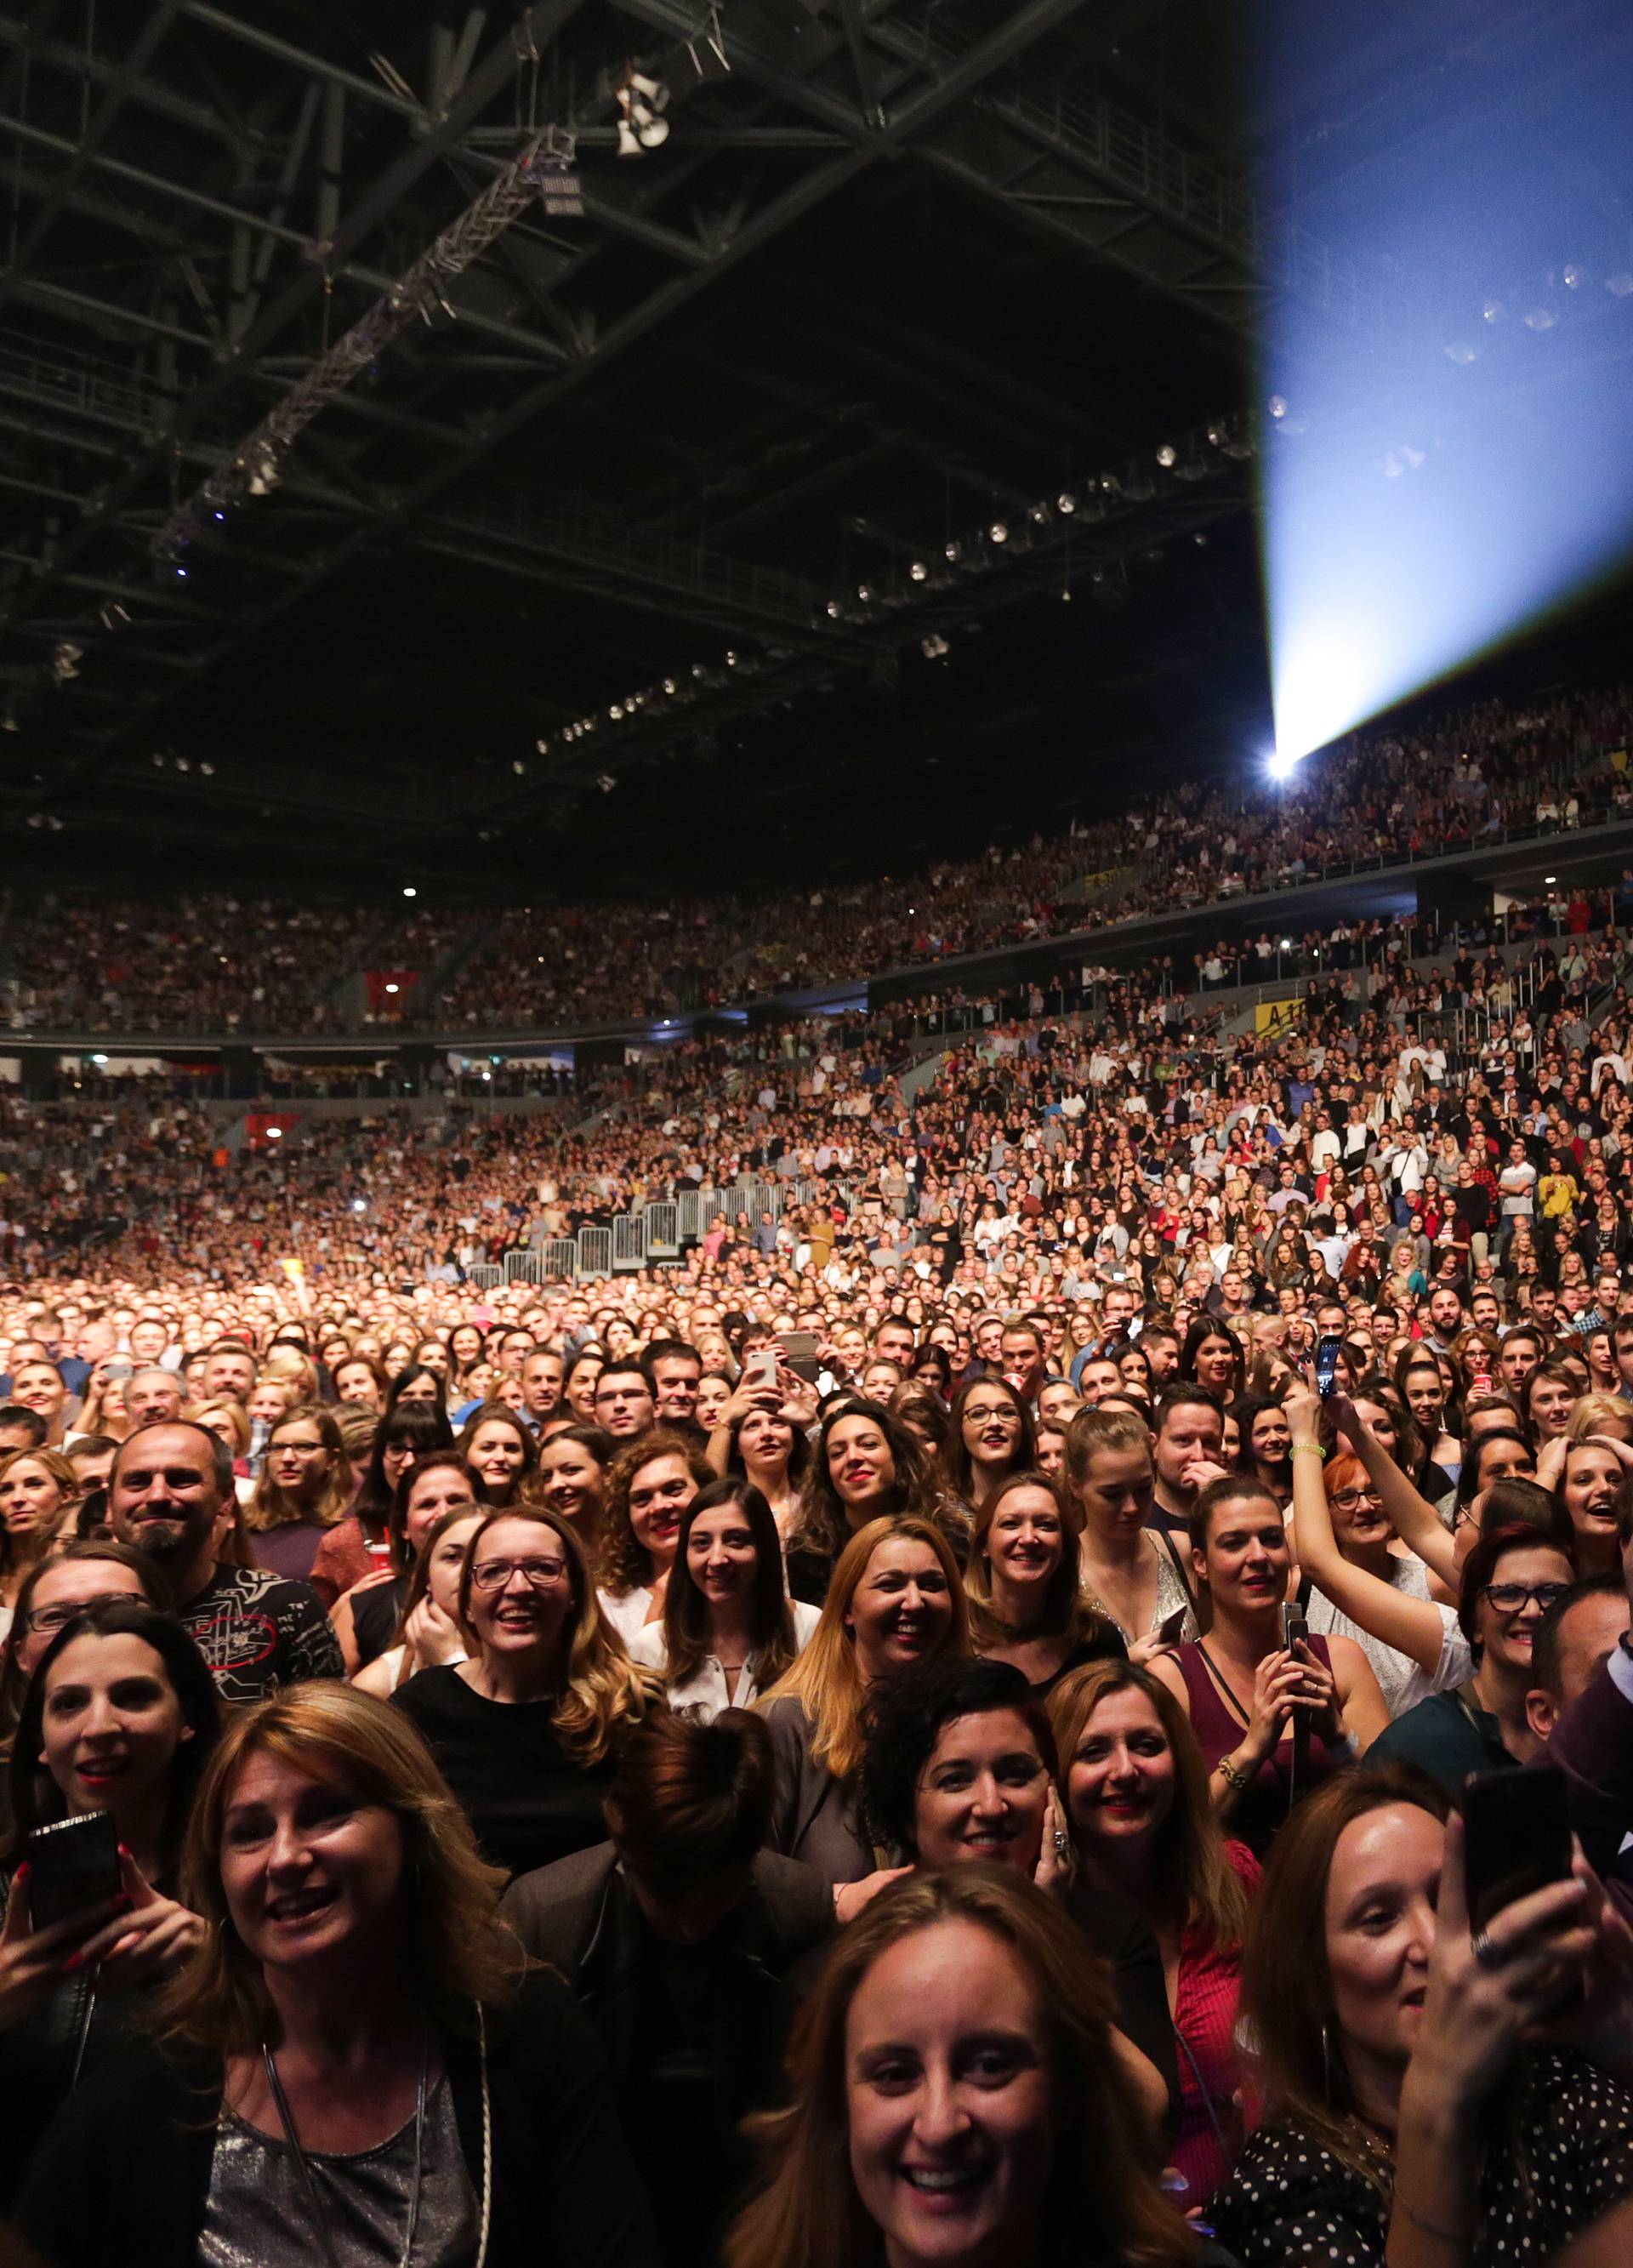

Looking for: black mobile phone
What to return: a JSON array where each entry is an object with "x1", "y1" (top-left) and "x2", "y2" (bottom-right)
[
  {"x1": 1280, "y1": 1604, "x2": 1309, "y2": 1653},
  {"x1": 1315, "y1": 1333, "x2": 1342, "y2": 1398},
  {"x1": 25, "y1": 1811, "x2": 122, "y2": 1931},
  {"x1": 1463, "y1": 1764, "x2": 1573, "y2": 1934}
]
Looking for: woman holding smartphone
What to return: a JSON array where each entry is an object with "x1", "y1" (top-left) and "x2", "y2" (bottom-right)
[{"x1": 0, "y1": 1601, "x2": 221, "y2": 2205}]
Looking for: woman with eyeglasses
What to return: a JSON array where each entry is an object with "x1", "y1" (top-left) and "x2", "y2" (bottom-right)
[
  {"x1": 393, "y1": 1502, "x2": 658, "y2": 1880},
  {"x1": 241, "y1": 1405, "x2": 354, "y2": 1597},
  {"x1": 1284, "y1": 1383, "x2": 1472, "y2": 1719},
  {"x1": 1365, "y1": 1519, "x2": 1579, "y2": 1795},
  {"x1": 947, "y1": 1377, "x2": 1037, "y2": 1514}
]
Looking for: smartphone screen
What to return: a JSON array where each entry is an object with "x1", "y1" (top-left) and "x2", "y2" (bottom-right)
[
  {"x1": 1315, "y1": 1333, "x2": 1341, "y2": 1398},
  {"x1": 1280, "y1": 1604, "x2": 1308, "y2": 1653}
]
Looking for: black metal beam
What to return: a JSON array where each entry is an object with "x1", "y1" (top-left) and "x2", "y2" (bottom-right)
[
  {"x1": 0, "y1": 0, "x2": 592, "y2": 647},
  {"x1": 0, "y1": 4, "x2": 185, "y2": 334}
]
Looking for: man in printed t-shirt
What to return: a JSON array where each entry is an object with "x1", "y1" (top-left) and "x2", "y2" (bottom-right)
[{"x1": 107, "y1": 1421, "x2": 342, "y2": 1705}]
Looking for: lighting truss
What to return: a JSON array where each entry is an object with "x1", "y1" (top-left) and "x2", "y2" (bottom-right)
[{"x1": 150, "y1": 129, "x2": 577, "y2": 559}]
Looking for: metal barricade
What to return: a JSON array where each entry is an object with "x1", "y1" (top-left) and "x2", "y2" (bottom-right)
[
  {"x1": 645, "y1": 1200, "x2": 680, "y2": 1257},
  {"x1": 541, "y1": 1238, "x2": 578, "y2": 1281},
  {"x1": 676, "y1": 1189, "x2": 704, "y2": 1245},
  {"x1": 503, "y1": 1250, "x2": 544, "y2": 1285},
  {"x1": 719, "y1": 1185, "x2": 754, "y2": 1222},
  {"x1": 465, "y1": 1264, "x2": 502, "y2": 1289},
  {"x1": 612, "y1": 1215, "x2": 645, "y2": 1270},
  {"x1": 577, "y1": 1227, "x2": 612, "y2": 1279}
]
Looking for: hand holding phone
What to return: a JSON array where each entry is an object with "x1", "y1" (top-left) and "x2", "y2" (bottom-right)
[{"x1": 1315, "y1": 1335, "x2": 1341, "y2": 1399}]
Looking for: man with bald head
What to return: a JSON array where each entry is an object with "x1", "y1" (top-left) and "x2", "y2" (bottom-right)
[{"x1": 108, "y1": 1422, "x2": 341, "y2": 1705}]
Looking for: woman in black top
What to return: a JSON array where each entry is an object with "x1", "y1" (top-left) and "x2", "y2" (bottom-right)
[
  {"x1": 964, "y1": 1470, "x2": 1125, "y2": 1699},
  {"x1": 0, "y1": 1603, "x2": 220, "y2": 2205},
  {"x1": 18, "y1": 1683, "x2": 656, "y2": 2268},
  {"x1": 1211, "y1": 1764, "x2": 1633, "y2": 2265},
  {"x1": 393, "y1": 1503, "x2": 658, "y2": 1880}
]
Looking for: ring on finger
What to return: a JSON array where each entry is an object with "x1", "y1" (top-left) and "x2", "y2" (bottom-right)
[{"x1": 1471, "y1": 1925, "x2": 1505, "y2": 1969}]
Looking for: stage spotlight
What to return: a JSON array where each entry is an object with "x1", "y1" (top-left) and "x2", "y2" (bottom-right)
[
  {"x1": 595, "y1": 772, "x2": 617, "y2": 793},
  {"x1": 943, "y1": 540, "x2": 962, "y2": 563},
  {"x1": 909, "y1": 561, "x2": 928, "y2": 581},
  {"x1": 1156, "y1": 444, "x2": 1177, "y2": 468},
  {"x1": 988, "y1": 522, "x2": 1009, "y2": 544},
  {"x1": 1268, "y1": 395, "x2": 1288, "y2": 419},
  {"x1": 1057, "y1": 492, "x2": 1077, "y2": 514},
  {"x1": 1266, "y1": 749, "x2": 1298, "y2": 782}
]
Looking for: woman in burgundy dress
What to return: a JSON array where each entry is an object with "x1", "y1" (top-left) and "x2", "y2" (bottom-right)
[{"x1": 1149, "y1": 1475, "x2": 1387, "y2": 1858}]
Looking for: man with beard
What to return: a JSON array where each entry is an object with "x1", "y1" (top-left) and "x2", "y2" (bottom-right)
[{"x1": 108, "y1": 1421, "x2": 342, "y2": 1705}]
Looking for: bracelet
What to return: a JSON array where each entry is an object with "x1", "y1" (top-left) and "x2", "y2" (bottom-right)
[
  {"x1": 1289, "y1": 1441, "x2": 1327, "y2": 1460},
  {"x1": 1215, "y1": 1753, "x2": 1250, "y2": 1792},
  {"x1": 1392, "y1": 2191, "x2": 1469, "y2": 2248}
]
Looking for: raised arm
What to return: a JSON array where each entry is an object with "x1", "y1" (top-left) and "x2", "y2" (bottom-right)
[
  {"x1": 1285, "y1": 1383, "x2": 1451, "y2": 1675},
  {"x1": 1329, "y1": 1388, "x2": 1459, "y2": 1588}
]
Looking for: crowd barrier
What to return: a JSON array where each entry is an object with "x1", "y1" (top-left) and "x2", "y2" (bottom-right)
[{"x1": 459, "y1": 1177, "x2": 859, "y2": 1285}]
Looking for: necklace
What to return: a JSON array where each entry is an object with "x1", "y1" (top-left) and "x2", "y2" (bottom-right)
[{"x1": 261, "y1": 2032, "x2": 428, "y2": 2268}]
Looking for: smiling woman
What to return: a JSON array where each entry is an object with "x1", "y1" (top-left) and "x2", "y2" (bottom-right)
[
  {"x1": 0, "y1": 1602, "x2": 220, "y2": 2208},
  {"x1": 725, "y1": 1869, "x2": 1199, "y2": 2268},
  {"x1": 758, "y1": 1517, "x2": 968, "y2": 1898},
  {"x1": 14, "y1": 1683, "x2": 658, "y2": 2268},
  {"x1": 392, "y1": 1503, "x2": 660, "y2": 1880}
]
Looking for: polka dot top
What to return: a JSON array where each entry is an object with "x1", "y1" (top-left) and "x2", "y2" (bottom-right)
[{"x1": 1209, "y1": 2052, "x2": 1633, "y2": 2265}]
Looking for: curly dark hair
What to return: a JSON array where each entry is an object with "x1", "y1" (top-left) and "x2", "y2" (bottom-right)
[
  {"x1": 598, "y1": 1429, "x2": 715, "y2": 1594},
  {"x1": 856, "y1": 1654, "x2": 1055, "y2": 1860}
]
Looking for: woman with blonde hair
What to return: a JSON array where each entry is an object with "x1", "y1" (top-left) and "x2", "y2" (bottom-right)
[
  {"x1": 0, "y1": 1447, "x2": 77, "y2": 1628},
  {"x1": 259, "y1": 1342, "x2": 319, "y2": 1404},
  {"x1": 759, "y1": 1514, "x2": 967, "y2": 1903},
  {"x1": 725, "y1": 1868, "x2": 1198, "y2": 2268},
  {"x1": 241, "y1": 1404, "x2": 354, "y2": 1594},
  {"x1": 394, "y1": 1501, "x2": 659, "y2": 1880},
  {"x1": 964, "y1": 1470, "x2": 1124, "y2": 1698},
  {"x1": 1050, "y1": 1660, "x2": 1260, "y2": 2209},
  {"x1": 15, "y1": 1683, "x2": 656, "y2": 2268}
]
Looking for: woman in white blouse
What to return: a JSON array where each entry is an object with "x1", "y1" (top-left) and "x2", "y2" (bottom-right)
[{"x1": 629, "y1": 1479, "x2": 818, "y2": 1718}]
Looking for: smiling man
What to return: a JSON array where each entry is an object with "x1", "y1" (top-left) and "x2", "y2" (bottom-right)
[{"x1": 108, "y1": 1422, "x2": 342, "y2": 1706}]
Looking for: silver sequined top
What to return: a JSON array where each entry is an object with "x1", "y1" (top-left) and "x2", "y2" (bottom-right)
[{"x1": 198, "y1": 2071, "x2": 479, "y2": 2268}]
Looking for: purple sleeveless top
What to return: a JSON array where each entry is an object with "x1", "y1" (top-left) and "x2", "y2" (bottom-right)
[{"x1": 1175, "y1": 1634, "x2": 1343, "y2": 1856}]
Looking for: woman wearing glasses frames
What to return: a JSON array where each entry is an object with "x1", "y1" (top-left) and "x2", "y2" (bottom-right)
[
  {"x1": 1366, "y1": 1521, "x2": 1578, "y2": 1796},
  {"x1": 0, "y1": 1541, "x2": 166, "y2": 1767},
  {"x1": 1285, "y1": 1383, "x2": 1472, "y2": 1719},
  {"x1": 392, "y1": 1504, "x2": 658, "y2": 1881}
]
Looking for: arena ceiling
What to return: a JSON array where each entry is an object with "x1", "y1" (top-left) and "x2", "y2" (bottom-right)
[{"x1": 0, "y1": 0, "x2": 1621, "y2": 899}]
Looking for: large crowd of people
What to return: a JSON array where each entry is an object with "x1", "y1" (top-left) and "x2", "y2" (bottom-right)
[
  {"x1": 4, "y1": 681, "x2": 1630, "y2": 1039},
  {"x1": 7, "y1": 678, "x2": 1633, "y2": 2261}
]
